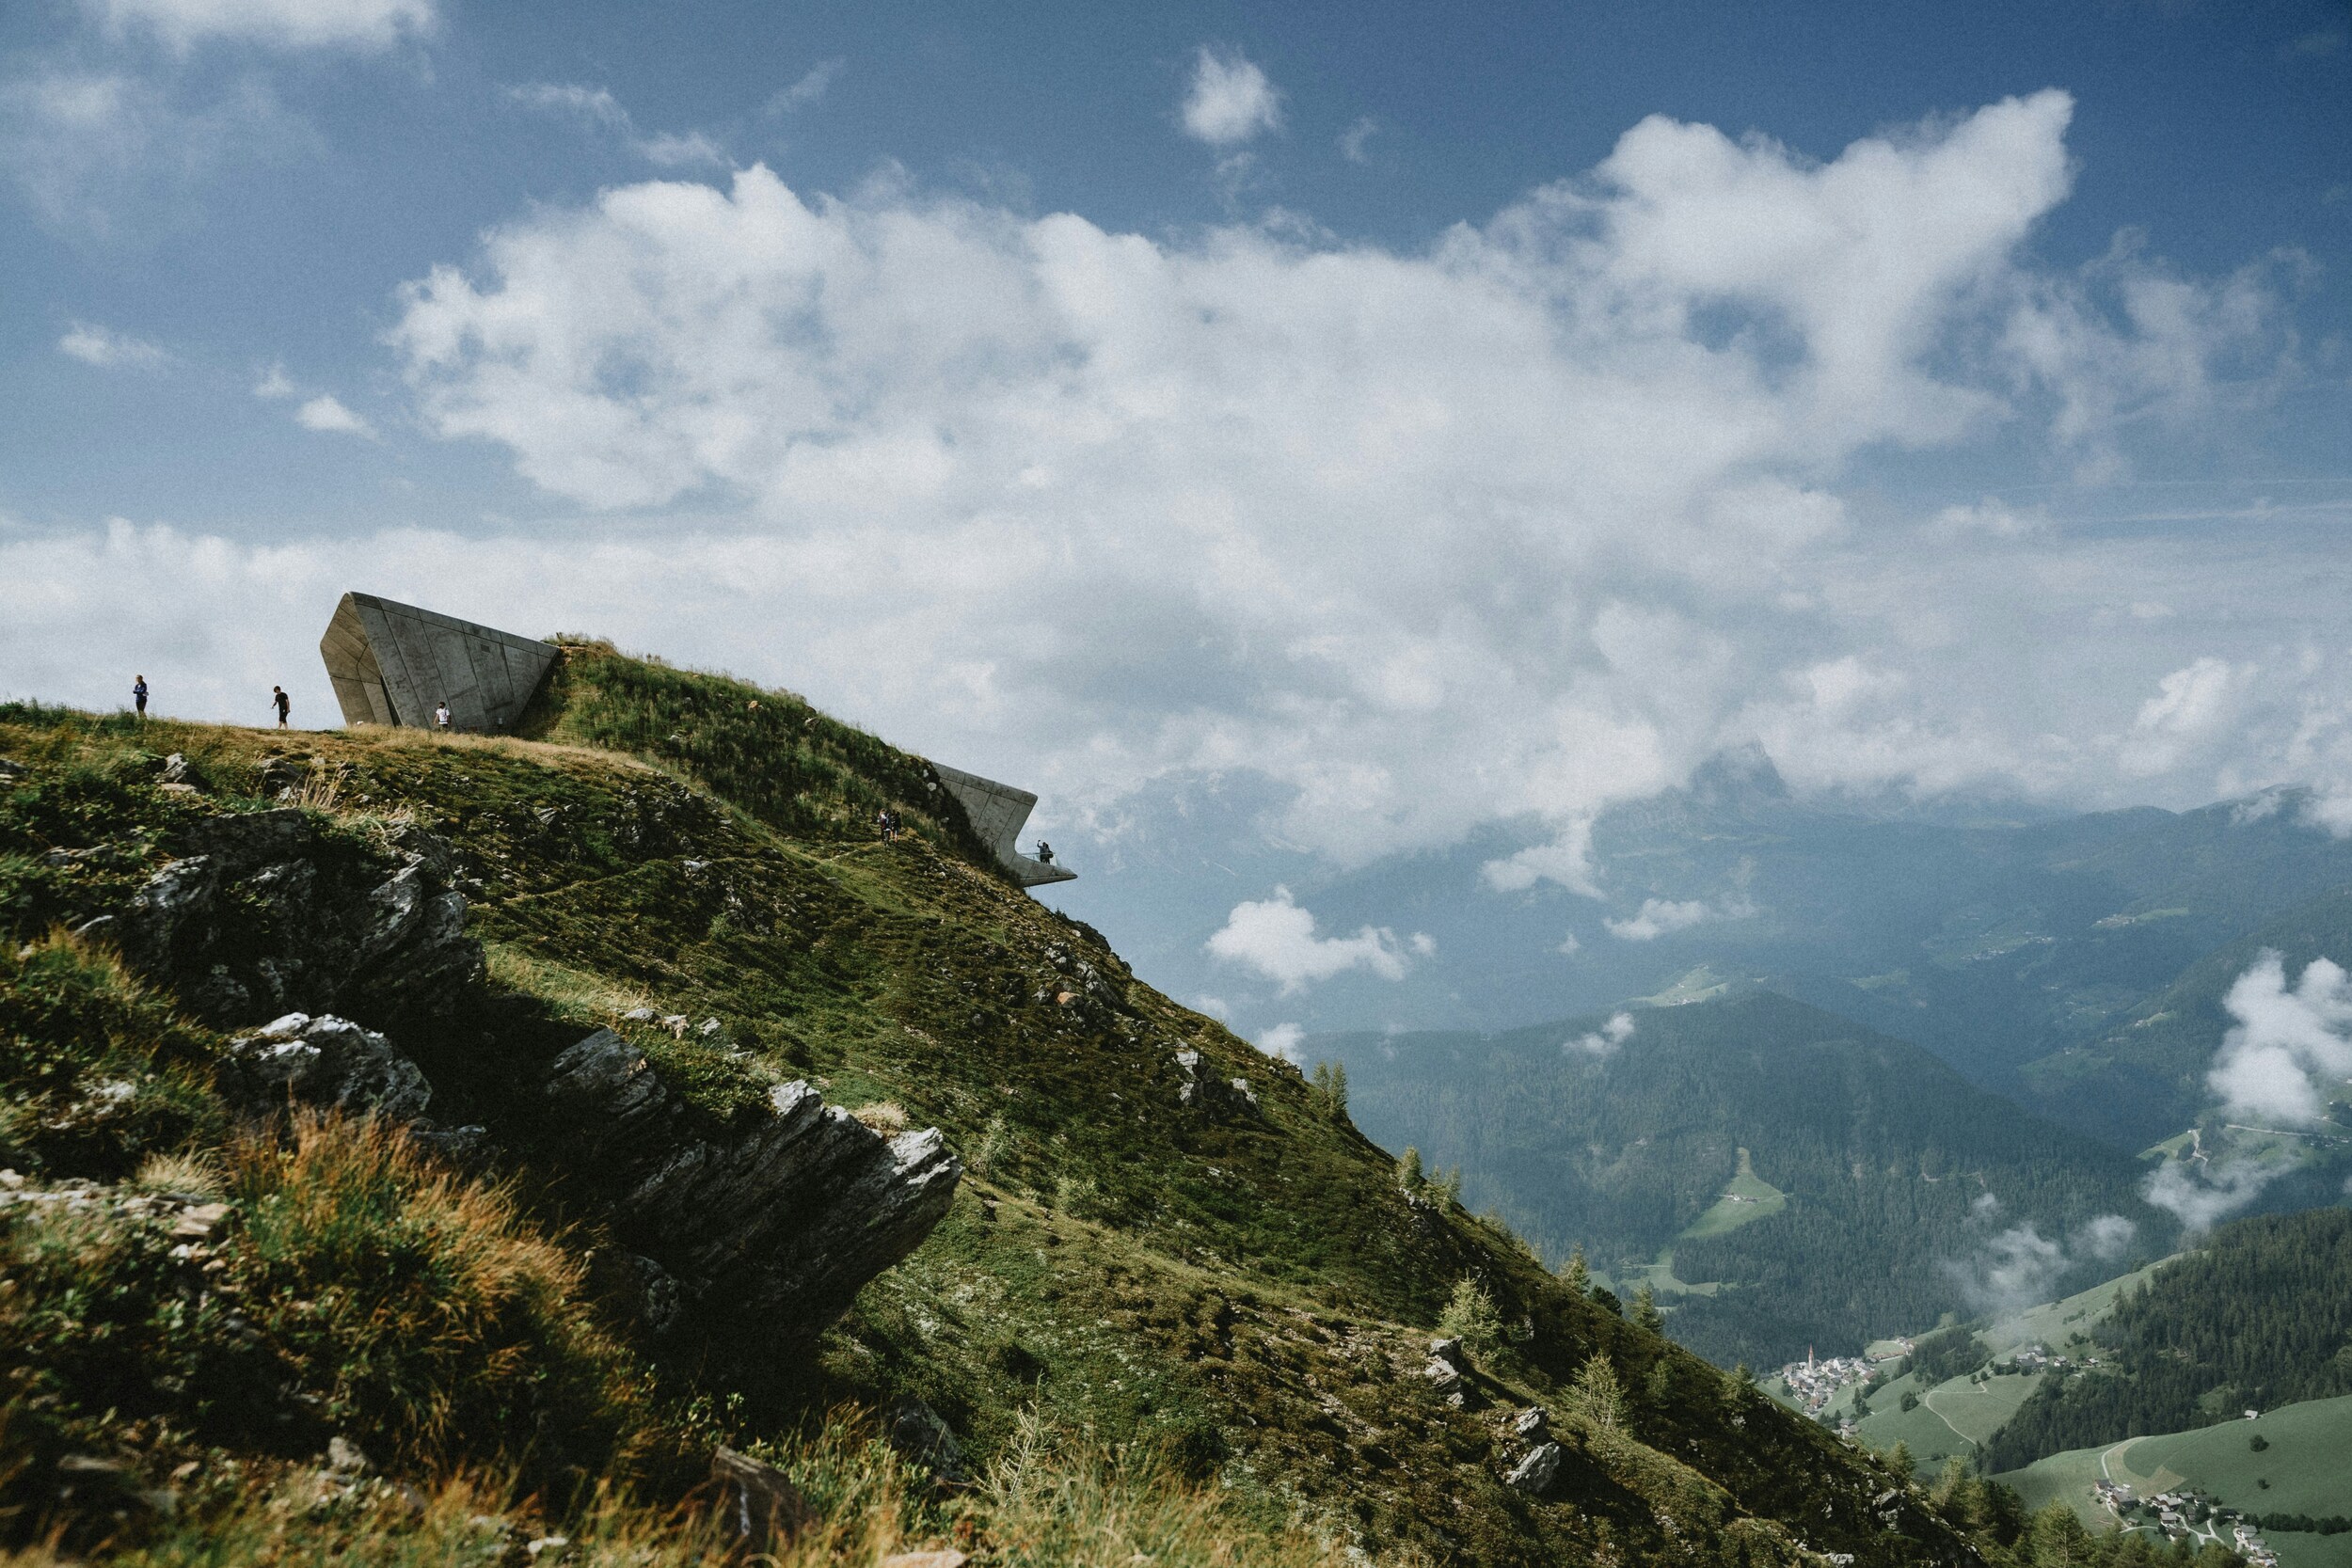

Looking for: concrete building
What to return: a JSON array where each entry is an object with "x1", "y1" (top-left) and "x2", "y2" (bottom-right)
[
  {"x1": 319, "y1": 592, "x2": 1073, "y2": 888},
  {"x1": 931, "y1": 763, "x2": 1075, "y2": 887},
  {"x1": 319, "y1": 592, "x2": 559, "y2": 734}
]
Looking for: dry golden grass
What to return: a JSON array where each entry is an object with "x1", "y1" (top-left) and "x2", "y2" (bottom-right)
[
  {"x1": 850, "y1": 1101, "x2": 911, "y2": 1135},
  {"x1": 236, "y1": 1115, "x2": 655, "y2": 1467}
]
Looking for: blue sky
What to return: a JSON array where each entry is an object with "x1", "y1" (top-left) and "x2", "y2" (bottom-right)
[{"x1": 4, "y1": 0, "x2": 2351, "y2": 1037}]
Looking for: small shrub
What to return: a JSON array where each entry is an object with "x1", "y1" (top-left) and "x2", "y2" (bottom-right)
[
  {"x1": 1438, "y1": 1277, "x2": 1503, "y2": 1361},
  {"x1": 1569, "y1": 1353, "x2": 1626, "y2": 1432}
]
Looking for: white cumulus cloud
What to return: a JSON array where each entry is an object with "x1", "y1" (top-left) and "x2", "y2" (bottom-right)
[
  {"x1": 294, "y1": 393, "x2": 373, "y2": 436},
  {"x1": 1483, "y1": 818, "x2": 1602, "y2": 898},
  {"x1": 1605, "y1": 895, "x2": 1755, "y2": 942},
  {"x1": 58, "y1": 322, "x2": 169, "y2": 368},
  {"x1": 1258, "y1": 1022, "x2": 1305, "y2": 1062},
  {"x1": 2117, "y1": 656, "x2": 2253, "y2": 778},
  {"x1": 83, "y1": 0, "x2": 435, "y2": 51},
  {"x1": 1181, "y1": 47, "x2": 1279, "y2": 147},
  {"x1": 1565, "y1": 1011, "x2": 1634, "y2": 1057},
  {"x1": 1205, "y1": 886, "x2": 1422, "y2": 992},
  {"x1": 1943, "y1": 1213, "x2": 2137, "y2": 1315},
  {"x1": 2207, "y1": 952, "x2": 2352, "y2": 1127},
  {"x1": 2139, "y1": 950, "x2": 2352, "y2": 1229}
]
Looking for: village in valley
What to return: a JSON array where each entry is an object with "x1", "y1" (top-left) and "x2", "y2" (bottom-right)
[{"x1": 2092, "y1": 1481, "x2": 2280, "y2": 1567}]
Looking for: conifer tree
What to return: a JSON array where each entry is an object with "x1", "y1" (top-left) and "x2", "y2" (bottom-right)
[
  {"x1": 1571, "y1": 1353, "x2": 1625, "y2": 1432},
  {"x1": 1632, "y1": 1280, "x2": 1664, "y2": 1335},
  {"x1": 1560, "y1": 1243, "x2": 1590, "y2": 1296}
]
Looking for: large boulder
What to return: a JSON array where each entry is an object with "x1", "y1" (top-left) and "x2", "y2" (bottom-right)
[{"x1": 542, "y1": 1029, "x2": 961, "y2": 1340}]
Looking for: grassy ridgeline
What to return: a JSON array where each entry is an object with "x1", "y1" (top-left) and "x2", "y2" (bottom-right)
[
  {"x1": 520, "y1": 638, "x2": 998, "y2": 870},
  {"x1": 0, "y1": 672, "x2": 2017, "y2": 1567}
]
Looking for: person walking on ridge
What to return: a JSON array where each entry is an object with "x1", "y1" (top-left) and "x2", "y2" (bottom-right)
[
  {"x1": 132, "y1": 675, "x2": 148, "y2": 720},
  {"x1": 271, "y1": 686, "x2": 291, "y2": 729}
]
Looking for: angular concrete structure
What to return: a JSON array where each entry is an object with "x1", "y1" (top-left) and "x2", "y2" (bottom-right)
[
  {"x1": 319, "y1": 592, "x2": 558, "y2": 734},
  {"x1": 931, "y1": 762, "x2": 1074, "y2": 887}
]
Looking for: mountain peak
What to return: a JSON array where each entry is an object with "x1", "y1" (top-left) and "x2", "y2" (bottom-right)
[{"x1": 1686, "y1": 743, "x2": 1789, "y2": 806}]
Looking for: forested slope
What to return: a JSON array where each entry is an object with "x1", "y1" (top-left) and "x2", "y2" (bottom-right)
[
  {"x1": 1985, "y1": 1206, "x2": 2352, "y2": 1470},
  {"x1": 1325, "y1": 993, "x2": 2169, "y2": 1367}
]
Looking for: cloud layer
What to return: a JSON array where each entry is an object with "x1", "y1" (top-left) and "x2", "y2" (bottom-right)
[
  {"x1": 6, "y1": 90, "x2": 2337, "y2": 900},
  {"x1": 368, "y1": 90, "x2": 2318, "y2": 867}
]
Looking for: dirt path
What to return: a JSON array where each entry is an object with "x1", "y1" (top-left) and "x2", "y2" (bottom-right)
[{"x1": 1918, "y1": 1386, "x2": 1975, "y2": 1450}]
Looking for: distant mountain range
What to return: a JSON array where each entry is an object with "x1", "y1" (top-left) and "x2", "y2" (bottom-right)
[
  {"x1": 1070, "y1": 749, "x2": 2352, "y2": 1153},
  {"x1": 1321, "y1": 991, "x2": 2171, "y2": 1368}
]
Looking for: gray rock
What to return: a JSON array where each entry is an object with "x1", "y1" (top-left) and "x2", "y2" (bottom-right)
[
  {"x1": 1173, "y1": 1050, "x2": 1258, "y2": 1117},
  {"x1": 1513, "y1": 1406, "x2": 1550, "y2": 1442},
  {"x1": 628, "y1": 1253, "x2": 683, "y2": 1336},
  {"x1": 885, "y1": 1394, "x2": 970, "y2": 1486},
  {"x1": 326, "y1": 1436, "x2": 373, "y2": 1476},
  {"x1": 222, "y1": 1014, "x2": 432, "y2": 1121},
  {"x1": 1506, "y1": 1441, "x2": 1563, "y2": 1494},
  {"x1": 1421, "y1": 1357, "x2": 1463, "y2": 1396},
  {"x1": 408, "y1": 1124, "x2": 491, "y2": 1165},
  {"x1": 1428, "y1": 1336, "x2": 1466, "y2": 1370},
  {"x1": 709, "y1": 1447, "x2": 806, "y2": 1554},
  {"x1": 542, "y1": 1029, "x2": 961, "y2": 1341},
  {"x1": 159, "y1": 752, "x2": 191, "y2": 785},
  {"x1": 104, "y1": 810, "x2": 481, "y2": 1032}
]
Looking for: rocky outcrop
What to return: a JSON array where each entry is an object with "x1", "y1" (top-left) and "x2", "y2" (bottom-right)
[
  {"x1": 1505, "y1": 1441, "x2": 1563, "y2": 1494},
  {"x1": 541, "y1": 1028, "x2": 961, "y2": 1340},
  {"x1": 82, "y1": 804, "x2": 961, "y2": 1351},
  {"x1": 1174, "y1": 1049, "x2": 1258, "y2": 1117},
  {"x1": 88, "y1": 811, "x2": 480, "y2": 1032},
  {"x1": 221, "y1": 1013, "x2": 433, "y2": 1121}
]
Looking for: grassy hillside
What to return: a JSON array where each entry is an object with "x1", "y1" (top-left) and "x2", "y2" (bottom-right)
[
  {"x1": 1998, "y1": 1393, "x2": 2352, "y2": 1568},
  {"x1": 1985, "y1": 1206, "x2": 2352, "y2": 1471},
  {"x1": 0, "y1": 654, "x2": 2017, "y2": 1567},
  {"x1": 1323, "y1": 994, "x2": 2168, "y2": 1367}
]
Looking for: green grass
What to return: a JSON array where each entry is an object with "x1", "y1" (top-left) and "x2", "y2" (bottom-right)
[
  {"x1": 1853, "y1": 1370, "x2": 2049, "y2": 1468},
  {"x1": 1982, "y1": 1257, "x2": 2176, "y2": 1358},
  {"x1": 1679, "y1": 1147, "x2": 1788, "y2": 1240},
  {"x1": 1997, "y1": 1393, "x2": 2352, "y2": 1568}
]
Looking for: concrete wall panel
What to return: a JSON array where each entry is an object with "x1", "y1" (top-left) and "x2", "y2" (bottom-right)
[
  {"x1": 931, "y1": 762, "x2": 1074, "y2": 887},
  {"x1": 318, "y1": 592, "x2": 556, "y2": 734}
]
